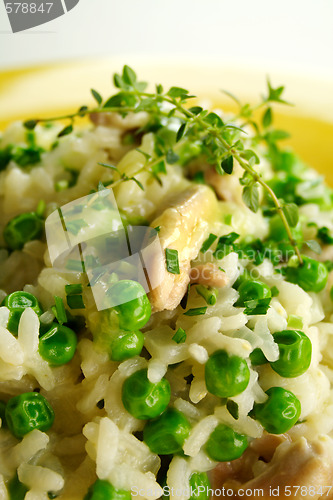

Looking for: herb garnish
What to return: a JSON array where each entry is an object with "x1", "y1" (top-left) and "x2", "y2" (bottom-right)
[
  {"x1": 165, "y1": 248, "x2": 180, "y2": 274},
  {"x1": 172, "y1": 327, "x2": 187, "y2": 344},
  {"x1": 23, "y1": 65, "x2": 303, "y2": 262}
]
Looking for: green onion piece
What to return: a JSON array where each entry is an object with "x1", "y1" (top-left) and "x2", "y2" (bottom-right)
[
  {"x1": 52, "y1": 296, "x2": 67, "y2": 325},
  {"x1": 65, "y1": 284, "x2": 83, "y2": 296},
  {"x1": 66, "y1": 259, "x2": 84, "y2": 272},
  {"x1": 36, "y1": 200, "x2": 46, "y2": 218},
  {"x1": 330, "y1": 286, "x2": 333, "y2": 302},
  {"x1": 224, "y1": 214, "x2": 232, "y2": 226},
  {"x1": 184, "y1": 307, "x2": 207, "y2": 316},
  {"x1": 287, "y1": 315, "x2": 303, "y2": 330},
  {"x1": 213, "y1": 232, "x2": 240, "y2": 259},
  {"x1": 65, "y1": 219, "x2": 88, "y2": 236},
  {"x1": 200, "y1": 233, "x2": 217, "y2": 253},
  {"x1": 226, "y1": 400, "x2": 239, "y2": 420},
  {"x1": 66, "y1": 295, "x2": 85, "y2": 310},
  {"x1": 172, "y1": 327, "x2": 186, "y2": 344},
  {"x1": 270, "y1": 286, "x2": 279, "y2": 297},
  {"x1": 165, "y1": 248, "x2": 180, "y2": 274},
  {"x1": 196, "y1": 285, "x2": 218, "y2": 305}
]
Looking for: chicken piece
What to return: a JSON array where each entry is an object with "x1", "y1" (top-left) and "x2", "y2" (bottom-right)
[
  {"x1": 189, "y1": 263, "x2": 229, "y2": 288},
  {"x1": 90, "y1": 111, "x2": 148, "y2": 130},
  {"x1": 211, "y1": 436, "x2": 333, "y2": 500},
  {"x1": 147, "y1": 185, "x2": 218, "y2": 312},
  {"x1": 204, "y1": 165, "x2": 243, "y2": 202}
]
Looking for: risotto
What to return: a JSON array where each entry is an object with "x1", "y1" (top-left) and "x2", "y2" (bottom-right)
[{"x1": 0, "y1": 66, "x2": 333, "y2": 500}]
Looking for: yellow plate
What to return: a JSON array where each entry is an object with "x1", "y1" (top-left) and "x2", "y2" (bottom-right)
[{"x1": 1, "y1": 58, "x2": 333, "y2": 183}]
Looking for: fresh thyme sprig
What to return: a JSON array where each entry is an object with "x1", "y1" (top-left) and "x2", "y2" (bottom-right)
[{"x1": 23, "y1": 65, "x2": 302, "y2": 263}]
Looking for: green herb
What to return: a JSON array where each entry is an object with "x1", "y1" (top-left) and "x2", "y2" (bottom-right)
[
  {"x1": 58, "y1": 124, "x2": 73, "y2": 138},
  {"x1": 66, "y1": 294, "x2": 85, "y2": 309},
  {"x1": 213, "y1": 232, "x2": 240, "y2": 259},
  {"x1": 243, "y1": 297, "x2": 271, "y2": 316},
  {"x1": 287, "y1": 315, "x2": 303, "y2": 329},
  {"x1": 196, "y1": 285, "x2": 218, "y2": 305},
  {"x1": 0, "y1": 145, "x2": 12, "y2": 171},
  {"x1": 317, "y1": 227, "x2": 333, "y2": 245},
  {"x1": 200, "y1": 233, "x2": 217, "y2": 253},
  {"x1": 172, "y1": 327, "x2": 187, "y2": 344},
  {"x1": 91, "y1": 88, "x2": 103, "y2": 105},
  {"x1": 65, "y1": 219, "x2": 88, "y2": 236},
  {"x1": 224, "y1": 214, "x2": 232, "y2": 226},
  {"x1": 13, "y1": 145, "x2": 43, "y2": 167},
  {"x1": 304, "y1": 239, "x2": 322, "y2": 254},
  {"x1": 52, "y1": 296, "x2": 67, "y2": 325},
  {"x1": 165, "y1": 248, "x2": 180, "y2": 274},
  {"x1": 65, "y1": 284, "x2": 83, "y2": 296},
  {"x1": 65, "y1": 259, "x2": 84, "y2": 272},
  {"x1": 35, "y1": 200, "x2": 46, "y2": 218},
  {"x1": 226, "y1": 400, "x2": 239, "y2": 420},
  {"x1": 184, "y1": 307, "x2": 207, "y2": 316},
  {"x1": 270, "y1": 286, "x2": 279, "y2": 297},
  {"x1": 23, "y1": 65, "x2": 303, "y2": 263}
]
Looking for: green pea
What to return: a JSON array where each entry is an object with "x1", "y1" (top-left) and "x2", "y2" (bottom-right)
[
  {"x1": 205, "y1": 349, "x2": 250, "y2": 398},
  {"x1": 2, "y1": 291, "x2": 42, "y2": 335},
  {"x1": 285, "y1": 255, "x2": 328, "y2": 292},
  {"x1": 84, "y1": 479, "x2": 131, "y2": 500},
  {"x1": 0, "y1": 400, "x2": 6, "y2": 428},
  {"x1": 107, "y1": 280, "x2": 151, "y2": 330},
  {"x1": 3, "y1": 212, "x2": 43, "y2": 250},
  {"x1": 250, "y1": 348, "x2": 268, "y2": 366},
  {"x1": 270, "y1": 330, "x2": 312, "y2": 378},
  {"x1": 205, "y1": 423, "x2": 248, "y2": 462},
  {"x1": 110, "y1": 330, "x2": 144, "y2": 361},
  {"x1": 237, "y1": 279, "x2": 271, "y2": 306},
  {"x1": 143, "y1": 407, "x2": 191, "y2": 455},
  {"x1": 189, "y1": 472, "x2": 210, "y2": 500},
  {"x1": 7, "y1": 472, "x2": 28, "y2": 500},
  {"x1": 122, "y1": 369, "x2": 170, "y2": 420},
  {"x1": 251, "y1": 386, "x2": 301, "y2": 434},
  {"x1": 5, "y1": 391, "x2": 55, "y2": 439},
  {"x1": 39, "y1": 323, "x2": 77, "y2": 366}
]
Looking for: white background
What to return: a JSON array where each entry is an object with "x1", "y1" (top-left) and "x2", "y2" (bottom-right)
[{"x1": 0, "y1": 0, "x2": 332, "y2": 78}]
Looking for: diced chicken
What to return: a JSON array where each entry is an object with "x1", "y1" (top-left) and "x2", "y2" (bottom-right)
[
  {"x1": 189, "y1": 263, "x2": 229, "y2": 288},
  {"x1": 147, "y1": 185, "x2": 218, "y2": 312},
  {"x1": 90, "y1": 111, "x2": 148, "y2": 130},
  {"x1": 211, "y1": 436, "x2": 333, "y2": 500},
  {"x1": 204, "y1": 165, "x2": 243, "y2": 203}
]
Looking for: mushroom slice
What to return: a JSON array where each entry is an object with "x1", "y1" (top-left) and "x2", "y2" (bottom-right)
[{"x1": 147, "y1": 185, "x2": 218, "y2": 312}]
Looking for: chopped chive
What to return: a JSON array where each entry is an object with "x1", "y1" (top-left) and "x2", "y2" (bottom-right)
[
  {"x1": 165, "y1": 248, "x2": 180, "y2": 274},
  {"x1": 200, "y1": 233, "x2": 217, "y2": 253},
  {"x1": 65, "y1": 259, "x2": 84, "y2": 272},
  {"x1": 65, "y1": 284, "x2": 83, "y2": 296},
  {"x1": 65, "y1": 219, "x2": 88, "y2": 236},
  {"x1": 196, "y1": 285, "x2": 218, "y2": 305},
  {"x1": 36, "y1": 200, "x2": 46, "y2": 218},
  {"x1": 330, "y1": 286, "x2": 333, "y2": 302},
  {"x1": 172, "y1": 327, "x2": 187, "y2": 344},
  {"x1": 184, "y1": 307, "x2": 207, "y2": 316},
  {"x1": 213, "y1": 232, "x2": 240, "y2": 259},
  {"x1": 243, "y1": 297, "x2": 271, "y2": 316},
  {"x1": 270, "y1": 286, "x2": 279, "y2": 297},
  {"x1": 287, "y1": 315, "x2": 303, "y2": 329},
  {"x1": 96, "y1": 399, "x2": 105, "y2": 409},
  {"x1": 224, "y1": 214, "x2": 232, "y2": 225},
  {"x1": 226, "y1": 400, "x2": 239, "y2": 420},
  {"x1": 52, "y1": 296, "x2": 67, "y2": 325},
  {"x1": 180, "y1": 283, "x2": 191, "y2": 310},
  {"x1": 66, "y1": 294, "x2": 85, "y2": 309},
  {"x1": 55, "y1": 180, "x2": 69, "y2": 192},
  {"x1": 154, "y1": 226, "x2": 161, "y2": 233}
]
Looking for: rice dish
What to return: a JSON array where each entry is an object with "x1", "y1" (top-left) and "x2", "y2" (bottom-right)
[{"x1": 0, "y1": 66, "x2": 333, "y2": 500}]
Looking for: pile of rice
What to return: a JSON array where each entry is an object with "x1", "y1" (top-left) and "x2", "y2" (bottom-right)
[{"x1": 0, "y1": 105, "x2": 333, "y2": 500}]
